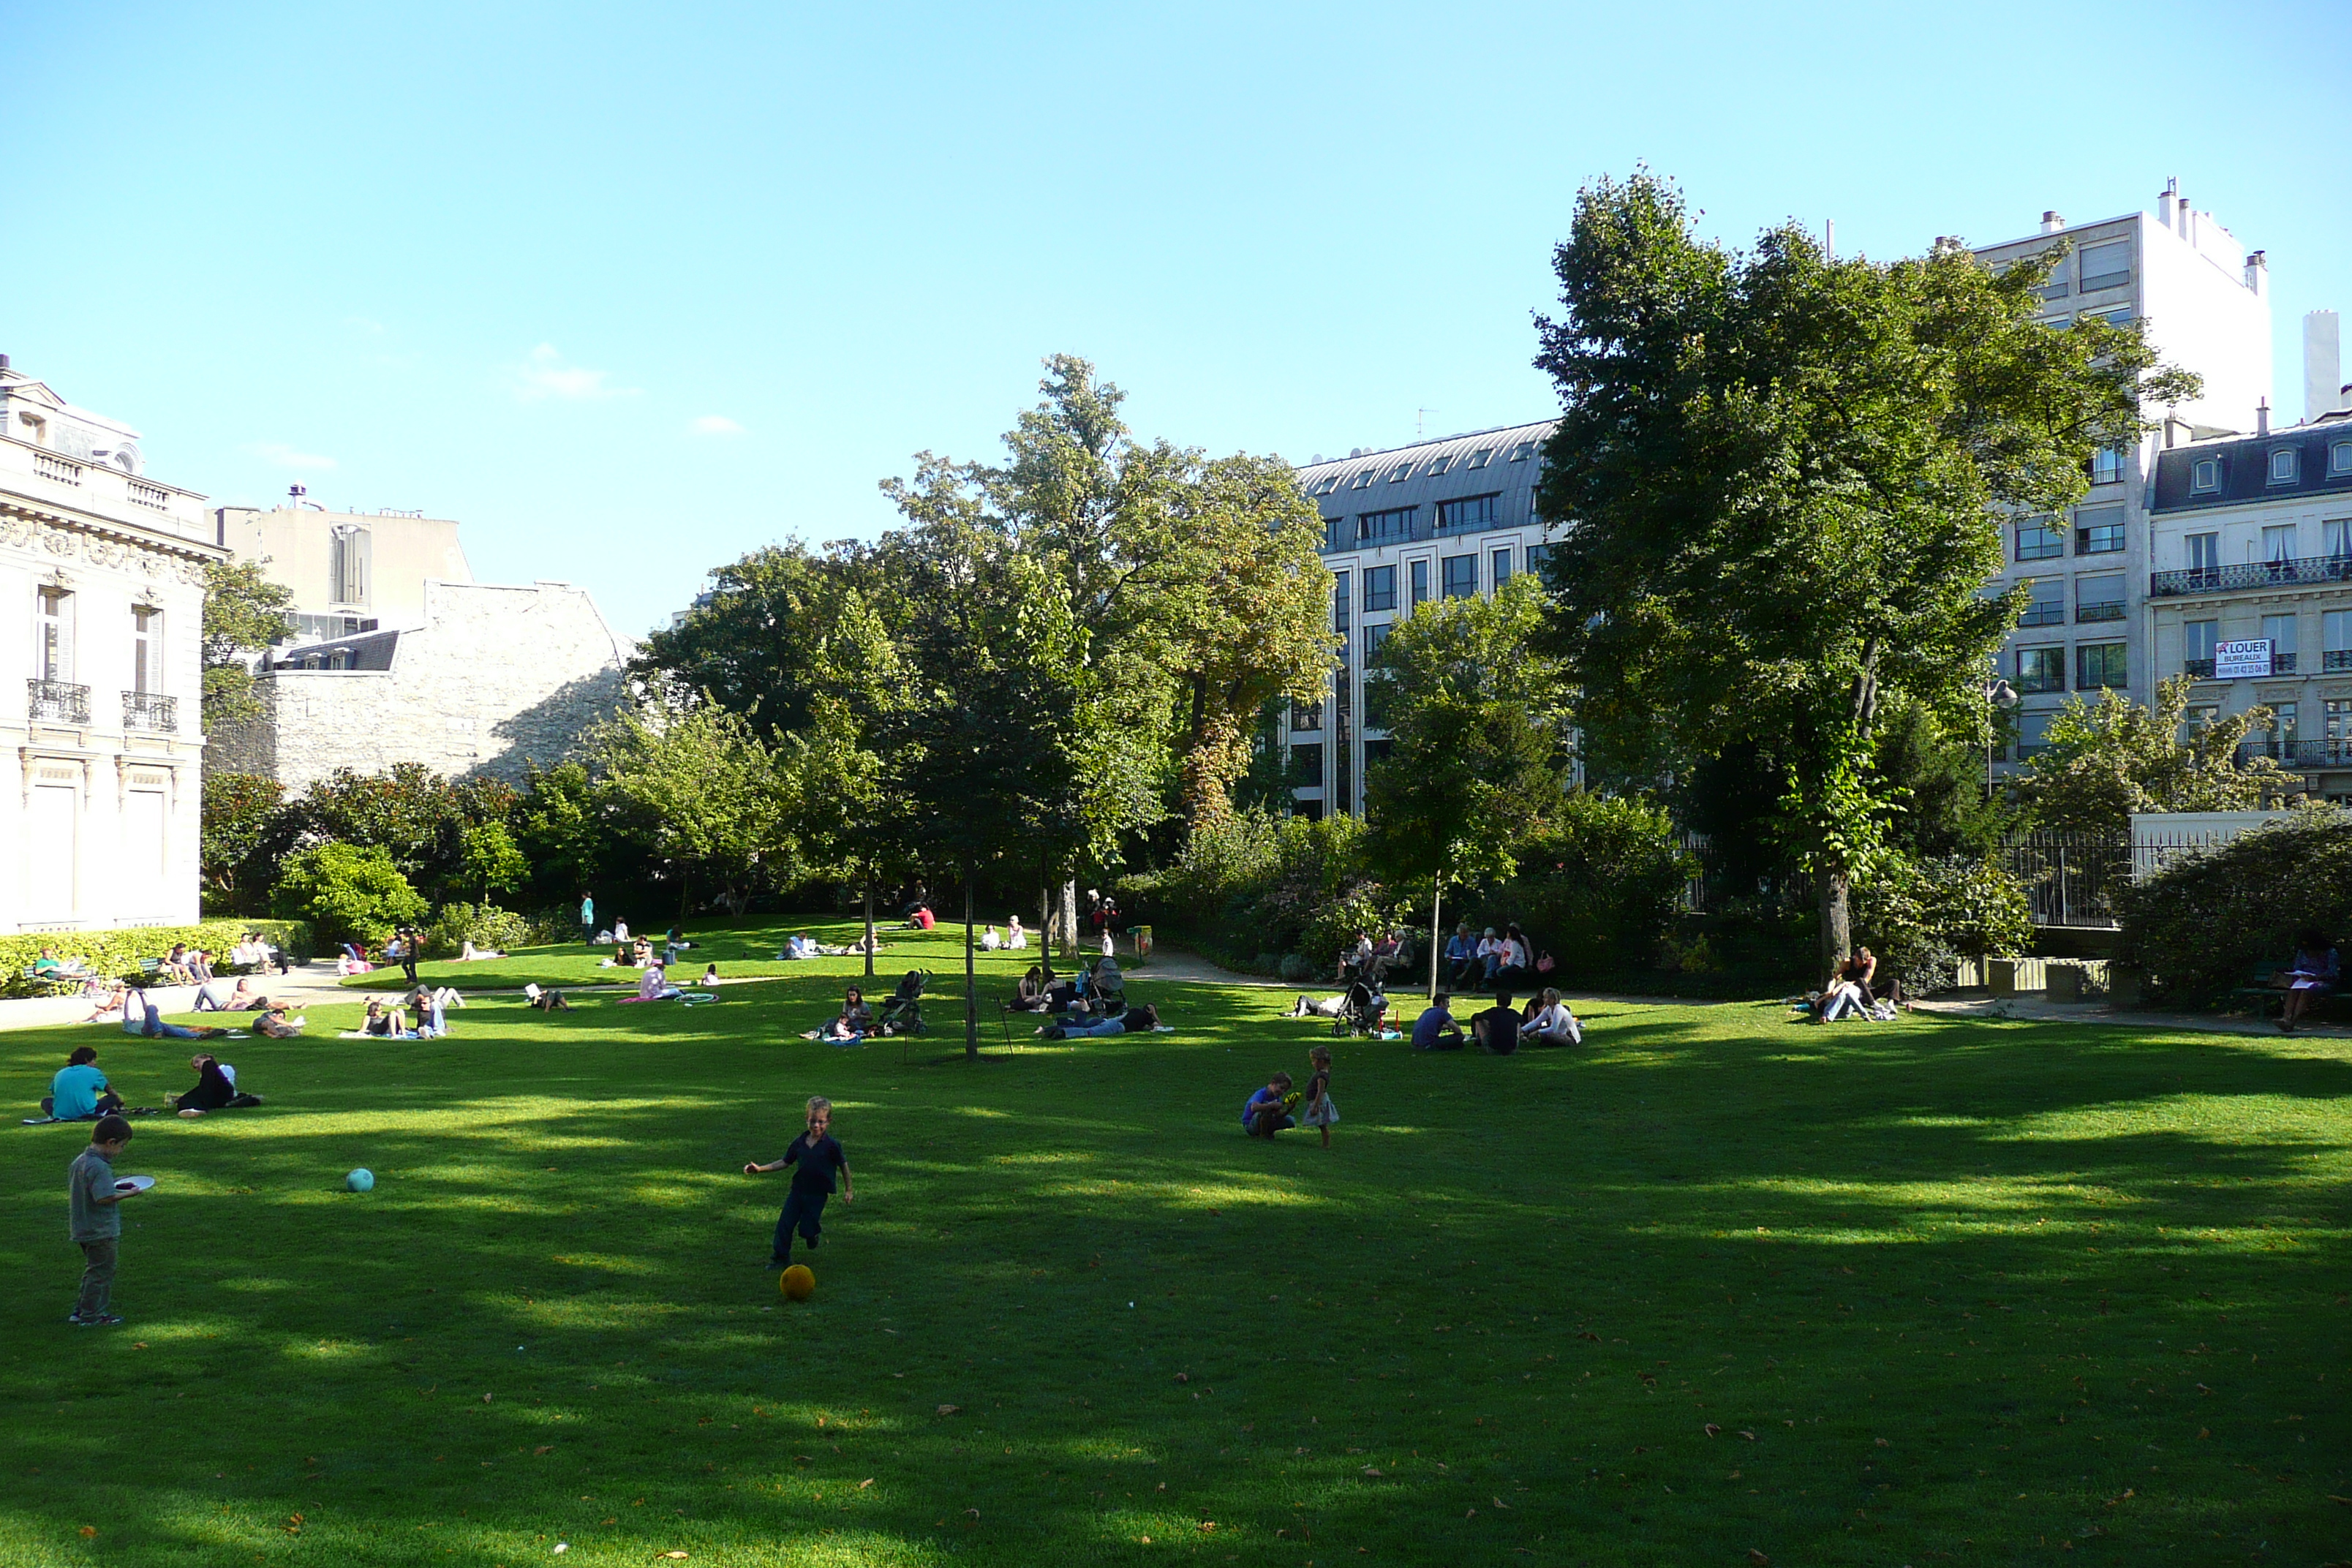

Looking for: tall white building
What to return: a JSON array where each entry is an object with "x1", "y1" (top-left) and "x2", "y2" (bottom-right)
[
  {"x1": 0, "y1": 356, "x2": 224, "y2": 932},
  {"x1": 1971, "y1": 185, "x2": 2274, "y2": 757}
]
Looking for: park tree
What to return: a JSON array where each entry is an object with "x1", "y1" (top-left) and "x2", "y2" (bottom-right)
[
  {"x1": 589, "y1": 704, "x2": 798, "y2": 919},
  {"x1": 513, "y1": 761, "x2": 608, "y2": 899},
  {"x1": 1532, "y1": 170, "x2": 2199, "y2": 973},
  {"x1": 200, "y1": 772, "x2": 288, "y2": 909},
  {"x1": 200, "y1": 558, "x2": 295, "y2": 743},
  {"x1": 1363, "y1": 575, "x2": 1576, "y2": 991},
  {"x1": 2013, "y1": 675, "x2": 2302, "y2": 835},
  {"x1": 459, "y1": 821, "x2": 530, "y2": 904}
]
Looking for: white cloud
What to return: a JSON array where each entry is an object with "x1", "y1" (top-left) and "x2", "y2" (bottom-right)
[
  {"x1": 513, "y1": 343, "x2": 638, "y2": 403},
  {"x1": 691, "y1": 414, "x2": 745, "y2": 434},
  {"x1": 247, "y1": 441, "x2": 338, "y2": 471}
]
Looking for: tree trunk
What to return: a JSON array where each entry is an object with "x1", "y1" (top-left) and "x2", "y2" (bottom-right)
[
  {"x1": 1818, "y1": 868, "x2": 1852, "y2": 984},
  {"x1": 1039, "y1": 872, "x2": 1055, "y2": 984},
  {"x1": 1429, "y1": 875, "x2": 1444, "y2": 1002},
  {"x1": 1059, "y1": 878, "x2": 1079, "y2": 968},
  {"x1": 963, "y1": 868, "x2": 979, "y2": 1060},
  {"x1": 862, "y1": 876, "x2": 875, "y2": 981}
]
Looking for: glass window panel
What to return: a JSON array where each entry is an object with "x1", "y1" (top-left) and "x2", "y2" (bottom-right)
[
  {"x1": 1441, "y1": 555, "x2": 1477, "y2": 600},
  {"x1": 2078, "y1": 240, "x2": 2131, "y2": 290},
  {"x1": 2076, "y1": 641, "x2": 2127, "y2": 690},
  {"x1": 2325, "y1": 609, "x2": 2352, "y2": 655},
  {"x1": 2016, "y1": 518, "x2": 2064, "y2": 561},
  {"x1": 1357, "y1": 507, "x2": 1414, "y2": 543},
  {"x1": 2091, "y1": 447, "x2": 2126, "y2": 484},
  {"x1": 2191, "y1": 459, "x2": 2221, "y2": 493},
  {"x1": 2016, "y1": 646, "x2": 2066, "y2": 693},
  {"x1": 2187, "y1": 532, "x2": 2220, "y2": 571},
  {"x1": 2262, "y1": 613, "x2": 2298, "y2": 659},
  {"x1": 1490, "y1": 547, "x2": 1512, "y2": 587},
  {"x1": 1409, "y1": 559, "x2": 1430, "y2": 606},
  {"x1": 1362, "y1": 565, "x2": 1397, "y2": 612},
  {"x1": 1436, "y1": 494, "x2": 1499, "y2": 534},
  {"x1": 2075, "y1": 505, "x2": 2125, "y2": 554},
  {"x1": 2269, "y1": 448, "x2": 2299, "y2": 484}
]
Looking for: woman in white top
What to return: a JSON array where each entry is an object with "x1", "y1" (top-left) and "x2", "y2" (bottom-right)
[
  {"x1": 980, "y1": 924, "x2": 1003, "y2": 951},
  {"x1": 1525, "y1": 987, "x2": 1581, "y2": 1047},
  {"x1": 1006, "y1": 916, "x2": 1028, "y2": 949}
]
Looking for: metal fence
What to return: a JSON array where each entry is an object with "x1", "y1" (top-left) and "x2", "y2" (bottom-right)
[{"x1": 2001, "y1": 829, "x2": 2245, "y2": 928}]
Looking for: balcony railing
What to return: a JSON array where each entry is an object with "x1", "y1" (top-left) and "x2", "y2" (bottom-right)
[
  {"x1": 2185, "y1": 659, "x2": 2215, "y2": 678},
  {"x1": 2235, "y1": 739, "x2": 2352, "y2": 770},
  {"x1": 2152, "y1": 555, "x2": 2352, "y2": 597},
  {"x1": 2328, "y1": 649, "x2": 2352, "y2": 671},
  {"x1": 122, "y1": 690, "x2": 178, "y2": 732},
  {"x1": 2076, "y1": 602, "x2": 2126, "y2": 622},
  {"x1": 28, "y1": 679, "x2": 91, "y2": 724},
  {"x1": 2185, "y1": 654, "x2": 2304, "y2": 679}
]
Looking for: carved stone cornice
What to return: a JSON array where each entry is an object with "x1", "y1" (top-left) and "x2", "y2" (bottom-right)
[{"x1": 0, "y1": 500, "x2": 218, "y2": 585}]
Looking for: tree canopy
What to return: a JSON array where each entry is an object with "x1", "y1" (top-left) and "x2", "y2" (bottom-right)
[
  {"x1": 200, "y1": 558, "x2": 295, "y2": 742},
  {"x1": 2016, "y1": 676, "x2": 2302, "y2": 835}
]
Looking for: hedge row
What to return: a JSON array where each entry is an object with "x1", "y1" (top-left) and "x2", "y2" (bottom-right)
[{"x1": 1, "y1": 919, "x2": 315, "y2": 999}]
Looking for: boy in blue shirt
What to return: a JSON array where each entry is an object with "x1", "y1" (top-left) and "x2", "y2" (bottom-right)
[
  {"x1": 1243, "y1": 1071, "x2": 1297, "y2": 1137},
  {"x1": 746, "y1": 1096, "x2": 853, "y2": 1268},
  {"x1": 45, "y1": 1046, "x2": 123, "y2": 1120}
]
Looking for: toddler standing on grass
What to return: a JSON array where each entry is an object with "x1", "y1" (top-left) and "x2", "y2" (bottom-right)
[
  {"x1": 747, "y1": 1096, "x2": 853, "y2": 1269},
  {"x1": 68, "y1": 1115, "x2": 142, "y2": 1326},
  {"x1": 1300, "y1": 1044, "x2": 1338, "y2": 1148}
]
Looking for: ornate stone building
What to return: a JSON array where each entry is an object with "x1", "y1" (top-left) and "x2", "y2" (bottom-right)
[{"x1": 1, "y1": 357, "x2": 222, "y2": 932}]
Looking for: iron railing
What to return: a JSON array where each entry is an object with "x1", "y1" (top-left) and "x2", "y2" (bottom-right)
[
  {"x1": 121, "y1": 690, "x2": 178, "y2": 731},
  {"x1": 2019, "y1": 603, "x2": 2065, "y2": 626},
  {"x1": 2076, "y1": 602, "x2": 2126, "y2": 622},
  {"x1": 2234, "y1": 739, "x2": 2352, "y2": 770},
  {"x1": 2152, "y1": 554, "x2": 2352, "y2": 597},
  {"x1": 27, "y1": 679, "x2": 90, "y2": 724},
  {"x1": 2004, "y1": 832, "x2": 2130, "y2": 927}
]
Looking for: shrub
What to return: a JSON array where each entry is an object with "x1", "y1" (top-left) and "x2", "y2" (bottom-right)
[
  {"x1": 1, "y1": 919, "x2": 313, "y2": 998},
  {"x1": 420, "y1": 902, "x2": 536, "y2": 959},
  {"x1": 1474, "y1": 794, "x2": 1691, "y2": 981},
  {"x1": 271, "y1": 843, "x2": 428, "y2": 946},
  {"x1": 1137, "y1": 808, "x2": 1392, "y2": 962},
  {"x1": 2115, "y1": 810, "x2": 2352, "y2": 1007},
  {"x1": 1852, "y1": 855, "x2": 2033, "y2": 998}
]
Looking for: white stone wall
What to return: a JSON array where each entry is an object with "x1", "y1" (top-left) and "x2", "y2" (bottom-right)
[{"x1": 214, "y1": 579, "x2": 633, "y2": 793}]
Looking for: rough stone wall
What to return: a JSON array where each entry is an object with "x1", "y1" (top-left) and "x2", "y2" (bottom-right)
[{"x1": 219, "y1": 580, "x2": 633, "y2": 794}]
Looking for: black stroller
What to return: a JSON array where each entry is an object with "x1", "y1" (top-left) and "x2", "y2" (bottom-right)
[
  {"x1": 878, "y1": 970, "x2": 930, "y2": 1035},
  {"x1": 1333, "y1": 965, "x2": 1390, "y2": 1037}
]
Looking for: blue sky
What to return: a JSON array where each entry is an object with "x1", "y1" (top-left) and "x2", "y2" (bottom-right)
[{"x1": 5, "y1": 0, "x2": 2346, "y2": 636}]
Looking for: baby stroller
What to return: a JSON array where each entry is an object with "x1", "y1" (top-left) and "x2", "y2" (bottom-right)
[
  {"x1": 1333, "y1": 968, "x2": 1390, "y2": 1037},
  {"x1": 877, "y1": 970, "x2": 930, "y2": 1035}
]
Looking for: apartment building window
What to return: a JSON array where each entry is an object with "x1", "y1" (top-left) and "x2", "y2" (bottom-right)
[
  {"x1": 1349, "y1": 470, "x2": 1376, "y2": 490},
  {"x1": 1508, "y1": 442, "x2": 1536, "y2": 461},
  {"x1": 2075, "y1": 505, "x2": 2125, "y2": 554},
  {"x1": 2268, "y1": 448, "x2": 2299, "y2": 486},
  {"x1": 1362, "y1": 565, "x2": 1398, "y2": 612},
  {"x1": 2076, "y1": 573, "x2": 2125, "y2": 622},
  {"x1": 2016, "y1": 709, "x2": 2052, "y2": 757},
  {"x1": 2186, "y1": 532, "x2": 2220, "y2": 576},
  {"x1": 2332, "y1": 441, "x2": 2352, "y2": 478},
  {"x1": 1311, "y1": 475, "x2": 1339, "y2": 497},
  {"x1": 2076, "y1": 641, "x2": 2127, "y2": 690},
  {"x1": 2262, "y1": 612, "x2": 2299, "y2": 673},
  {"x1": 1362, "y1": 622, "x2": 1391, "y2": 663},
  {"x1": 2326, "y1": 608, "x2": 2352, "y2": 671},
  {"x1": 1525, "y1": 543, "x2": 1553, "y2": 577},
  {"x1": 1436, "y1": 494, "x2": 1498, "y2": 534},
  {"x1": 2019, "y1": 577, "x2": 2065, "y2": 627},
  {"x1": 2327, "y1": 699, "x2": 2352, "y2": 760},
  {"x1": 329, "y1": 524, "x2": 372, "y2": 606},
  {"x1": 2258, "y1": 525, "x2": 2295, "y2": 568},
  {"x1": 1331, "y1": 571, "x2": 1349, "y2": 636},
  {"x1": 1288, "y1": 742, "x2": 1323, "y2": 787},
  {"x1": 2091, "y1": 447, "x2": 2127, "y2": 485},
  {"x1": 131, "y1": 606, "x2": 161, "y2": 693},
  {"x1": 1358, "y1": 507, "x2": 1414, "y2": 544},
  {"x1": 2190, "y1": 458, "x2": 2223, "y2": 494},
  {"x1": 2268, "y1": 702, "x2": 2299, "y2": 758},
  {"x1": 2016, "y1": 517, "x2": 2064, "y2": 561},
  {"x1": 2185, "y1": 619, "x2": 2218, "y2": 676},
  {"x1": 2077, "y1": 240, "x2": 2131, "y2": 291},
  {"x1": 1290, "y1": 696, "x2": 1323, "y2": 731},
  {"x1": 2184, "y1": 704, "x2": 2220, "y2": 735},
  {"x1": 2016, "y1": 646, "x2": 2065, "y2": 693},
  {"x1": 2326, "y1": 519, "x2": 2352, "y2": 561},
  {"x1": 37, "y1": 587, "x2": 75, "y2": 681},
  {"x1": 1490, "y1": 546, "x2": 1512, "y2": 588},
  {"x1": 1441, "y1": 554, "x2": 1477, "y2": 600},
  {"x1": 2038, "y1": 255, "x2": 2070, "y2": 299},
  {"x1": 1409, "y1": 559, "x2": 1430, "y2": 606}
]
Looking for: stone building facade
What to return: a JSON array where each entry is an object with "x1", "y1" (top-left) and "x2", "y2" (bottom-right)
[
  {"x1": 1, "y1": 358, "x2": 222, "y2": 932},
  {"x1": 210, "y1": 578, "x2": 633, "y2": 793}
]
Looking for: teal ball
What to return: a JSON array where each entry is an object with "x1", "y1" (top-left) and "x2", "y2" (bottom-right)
[{"x1": 346, "y1": 1168, "x2": 375, "y2": 1193}]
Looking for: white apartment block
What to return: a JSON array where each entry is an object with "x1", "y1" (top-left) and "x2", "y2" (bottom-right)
[
  {"x1": 0, "y1": 356, "x2": 224, "y2": 932},
  {"x1": 2143, "y1": 412, "x2": 2352, "y2": 802},
  {"x1": 1281, "y1": 421, "x2": 1559, "y2": 817},
  {"x1": 1972, "y1": 184, "x2": 2274, "y2": 758}
]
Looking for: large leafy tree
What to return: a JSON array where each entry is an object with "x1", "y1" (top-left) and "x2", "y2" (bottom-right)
[
  {"x1": 1532, "y1": 171, "x2": 2198, "y2": 971},
  {"x1": 2015, "y1": 676, "x2": 2302, "y2": 835},
  {"x1": 200, "y1": 772, "x2": 288, "y2": 910},
  {"x1": 589, "y1": 705, "x2": 798, "y2": 918},
  {"x1": 200, "y1": 558, "x2": 295, "y2": 742}
]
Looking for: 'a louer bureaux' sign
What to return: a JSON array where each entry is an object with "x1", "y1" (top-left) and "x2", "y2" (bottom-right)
[{"x1": 2213, "y1": 638, "x2": 2273, "y2": 679}]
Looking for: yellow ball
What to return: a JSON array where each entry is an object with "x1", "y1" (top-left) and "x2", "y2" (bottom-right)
[{"x1": 781, "y1": 1264, "x2": 815, "y2": 1301}]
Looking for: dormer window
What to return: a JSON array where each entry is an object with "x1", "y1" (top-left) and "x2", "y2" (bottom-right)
[
  {"x1": 1384, "y1": 462, "x2": 1412, "y2": 483},
  {"x1": 1425, "y1": 456, "x2": 1452, "y2": 477},
  {"x1": 2330, "y1": 440, "x2": 2352, "y2": 478},
  {"x1": 1349, "y1": 470, "x2": 1376, "y2": 491},
  {"x1": 2190, "y1": 458, "x2": 2222, "y2": 494},
  {"x1": 1311, "y1": 476, "x2": 1339, "y2": 497},
  {"x1": 1466, "y1": 448, "x2": 1494, "y2": 470},
  {"x1": 1508, "y1": 442, "x2": 1537, "y2": 461},
  {"x1": 2269, "y1": 447, "x2": 2300, "y2": 486}
]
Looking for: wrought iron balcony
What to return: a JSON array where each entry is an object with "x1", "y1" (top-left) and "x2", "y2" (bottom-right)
[
  {"x1": 122, "y1": 690, "x2": 178, "y2": 732},
  {"x1": 2328, "y1": 649, "x2": 2352, "y2": 671},
  {"x1": 28, "y1": 679, "x2": 91, "y2": 724},
  {"x1": 2075, "y1": 602, "x2": 2126, "y2": 623},
  {"x1": 2235, "y1": 739, "x2": 2352, "y2": 770},
  {"x1": 2184, "y1": 659, "x2": 2215, "y2": 678},
  {"x1": 2151, "y1": 554, "x2": 2352, "y2": 597},
  {"x1": 2185, "y1": 654, "x2": 2302, "y2": 679}
]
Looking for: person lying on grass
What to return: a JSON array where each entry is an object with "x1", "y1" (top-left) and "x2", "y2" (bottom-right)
[
  {"x1": 175, "y1": 1054, "x2": 264, "y2": 1117},
  {"x1": 523, "y1": 983, "x2": 573, "y2": 1012},
  {"x1": 1040, "y1": 1003, "x2": 1161, "y2": 1039},
  {"x1": 1243, "y1": 1071, "x2": 1298, "y2": 1138},
  {"x1": 123, "y1": 990, "x2": 230, "y2": 1042},
  {"x1": 255, "y1": 1005, "x2": 306, "y2": 1039}
]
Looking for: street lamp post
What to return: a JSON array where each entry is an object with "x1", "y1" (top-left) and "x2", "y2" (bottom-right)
[{"x1": 1984, "y1": 676, "x2": 2019, "y2": 799}]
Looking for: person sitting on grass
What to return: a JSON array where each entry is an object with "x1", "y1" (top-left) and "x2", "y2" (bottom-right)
[
  {"x1": 1471, "y1": 992, "x2": 1521, "y2": 1055},
  {"x1": 255, "y1": 1005, "x2": 306, "y2": 1039},
  {"x1": 904, "y1": 905, "x2": 935, "y2": 931},
  {"x1": 1412, "y1": 992, "x2": 1466, "y2": 1051},
  {"x1": 701, "y1": 962, "x2": 721, "y2": 987},
  {"x1": 1525, "y1": 987, "x2": 1583, "y2": 1047},
  {"x1": 783, "y1": 932, "x2": 819, "y2": 960},
  {"x1": 2276, "y1": 927, "x2": 2341, "y2": 1033},
  {"x1": 1006, "y1": 916, "x2": 1028, "y2": 949},
  {"x1": 618, "y1": 965, "x2": 684, "y2": 1005},
  {"x1": 1008, "y1": 965, "x2": 1050, "y2": 1012},
  {"x1": 45, "y1": 1046, "x2": 124, "y2": 1120},
  {"x1": 1243, "y1": 1071, "x2": 1297, "y2": 1138},
  {"x1": 807, "y1": 987, "x2": 874, "y2": 1042},
  {"x1": 980, "y1": 924, "x2": 1003, "y2": 951},
  {"x1": 175, "y1": 1054, "x2": 263, "y2": 1117},
  {"x1": 404, "y1": 986, "x2": 452, "y2": 1036}
]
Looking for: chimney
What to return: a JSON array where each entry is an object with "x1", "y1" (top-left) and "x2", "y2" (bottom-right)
[
  {"x1": 0, "y1": 353, "x2": 10, "y2": 372},
  {"x1": 2258, "y1": 398, "x2": 2271, "y2": 437},
  {"x1": 2157, "y1": 178, "x2": 2176, "y2": 229},
  {"x1": 2306, "y1": 311, "x2": 2343, "y2": 422},
  {"x1": 2245, "y1": 249, "x2": 2268, "y2": 298},
  {"x1": 2040, "y1": 210, "x2": 2065, "y2": 234}
]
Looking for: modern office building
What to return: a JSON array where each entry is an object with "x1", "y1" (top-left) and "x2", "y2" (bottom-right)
[
  {"x1": 2142, "y1": 410, "x2": 2352, "y2": 802},
  {"x1": 214, "y1": 493, "x2": 474, "y2": 644},
  {"x1": 1279, "y1": 420, "x2": 1561, "y2": 816},
  {"x1": 0, "y1": 355, "x2": 224, "y2": 932},
  {"x1": 1972, "y1": 184, "x2": 2274, "y2": 757}
]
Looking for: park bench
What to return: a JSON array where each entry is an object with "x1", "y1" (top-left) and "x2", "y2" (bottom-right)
[{"x1": 2232, "y1": 962, "x2": 2351, "y2": 1022}]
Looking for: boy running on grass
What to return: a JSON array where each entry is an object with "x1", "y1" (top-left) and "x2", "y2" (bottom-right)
[
  {"x1": 69, "y1": 1115, "x2": 142, "y2": 1326},
  {"x1": 746, "y1": 1096, "x2": 853, "y2": 1269}
]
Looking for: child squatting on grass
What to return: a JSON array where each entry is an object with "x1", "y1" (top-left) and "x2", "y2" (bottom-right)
[
  {"x1": 69, "y1": 1114, "x2": 142, "y2": 1326},
  {"x1": 747, "y1": 1096, "x2": 853, "y2": 1269},
  {"x1": 1243, "y1": 1071, "x2": 1298, "y2": 1138}
]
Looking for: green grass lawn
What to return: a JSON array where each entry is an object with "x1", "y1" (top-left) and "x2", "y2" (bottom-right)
[{"x1": 4, "y1": 934, "x2": 2347, "y2": 1566}]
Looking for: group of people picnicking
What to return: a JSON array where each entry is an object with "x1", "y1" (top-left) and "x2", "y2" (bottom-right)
[{"x1": 39, "y1": 1042, "x2": 264, "y2": 1124}]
